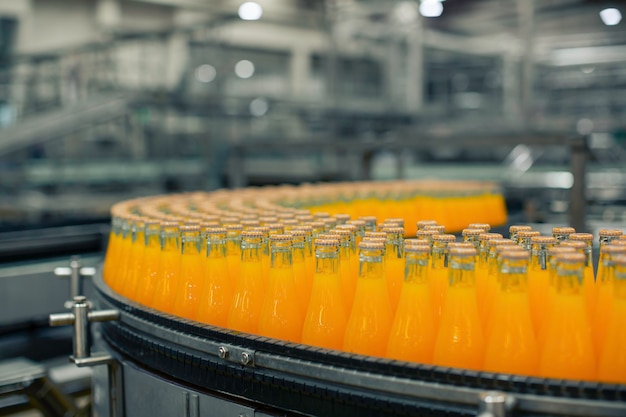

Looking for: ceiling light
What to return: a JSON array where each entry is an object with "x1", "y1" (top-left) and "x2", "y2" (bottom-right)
[
  {"x1": 195, "y1": 64, "x2": 216, "y2": 83},
  {"x1": 419, "y1": 0, "x2": 443, "y2": 18},
  {"x1": 238, "y1": 2, "x2": 263, "y2": 21},
  {"x1": 599, "y1": 8, "x2": 622, "y2": 26},
  {"x1": 235, "y1": 60, "x2": 255, "y2": 79}
]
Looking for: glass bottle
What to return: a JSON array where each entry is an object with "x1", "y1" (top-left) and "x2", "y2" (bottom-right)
[{"x1": 302, "y1": 239, "x2": 348, "y2": 350}]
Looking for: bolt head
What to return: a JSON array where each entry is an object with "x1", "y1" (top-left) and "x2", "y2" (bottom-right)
[
  {"x1": 240, "y1": 352, "x2": 251, "y2": 365},
  {"x1": 73, "y1": 295, "x2": 88, "y2": 303},
  {"x1": 218, "y1": 346, "x2": 229, "y2": 359}
]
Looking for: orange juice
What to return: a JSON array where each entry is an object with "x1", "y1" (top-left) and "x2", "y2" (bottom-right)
[
  {"x1": 597, "y1": 229, "x2": 623, "y2": 283},
  {"x1": 225, "y1": 224, "x2": 243, "y2": 290},
  {"x1": 149, "y1": 221, "x2": 181, "y2": 314},
  {"x1": 475, "y1": 233, "x2": 503, "y2": 320},
  {"x1": 593, "y1": 245, "x2": 626, "y2": 353},
  {"x1": 383, "y1": 227, "x2": 405, "y2": 311},
  {"x1": 120, "y1": 218, "x2": 146, "y2": 299},
  {"x1": 429, "y1": 234, "x2": 456, "y2": 323},
  {"x1": 227, "y1": 231, "x2": 265, "y2": 334},
  {"x1": 132, "y1": 221, "x2": 161, "y2": 305},
  {"x1": 528, "y1": 236, "x2": 557, "y2": 334},
  {"x1": 172, "y1": 225, "x2": 204, "y2": 319},
  {"x1": 196, "y1": 227, "x2": 232, "y2": 326},
  {"x1": 539, "y1": 253, "x2": 595, "y2": 381},
  {"x1": 433, "y1": 247, "x2": 484, "y2": 371},
  {"x1": 484, "y1": 251, "x2": 538, "y2": 375},
  {"x1": 103, "y1": 215, "x2": 123, "y2": 286},
  {"x1": 258, "y1": 234, "x2": 303, "y2": 342},
  {"x1": 537, "y1": 246, "x2": 576, "y2": 347},
  {"x1": 292, "y1": 231, "x2": 310, "y2": 313},
  {"x1": 302, "y1": 239, "x2": 348, "y2": 350},
  {"x1": 344, "y1": 241, "x2": 393, "y2": 357},
  {"x1": 561, "y1": 239, "x2": 596, "y2": 321},
  {"x1": 386, "y1": 244, "x2": 435, "y2": 363},
  {"x1": 111, "y1": 217, "x2": 133, "y2": 293},
  {"x1": 598, "y1": 255, "x2": 626, "y2": 383}
]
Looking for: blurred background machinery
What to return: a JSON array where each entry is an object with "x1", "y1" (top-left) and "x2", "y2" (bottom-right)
[{"x1": 1, "y1": 0, "x2": 626, "y2": 415}]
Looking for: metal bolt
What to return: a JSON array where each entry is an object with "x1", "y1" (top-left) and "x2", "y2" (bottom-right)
[
  {"x1": 74, "y1": 295, "x2": 88, "y2": 304},
  {"x1": 240, "y1": 352, "x2": 251, "y2": 365},
  {"x1": 218, "y1": 346, "x2": 229, "y2": 359}
]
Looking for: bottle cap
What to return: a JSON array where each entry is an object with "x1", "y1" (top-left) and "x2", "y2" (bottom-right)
[
  {"x1": 509, "y1": 225, "x2": 532, "y2": 233},
  {"x1": 547, "y1": 246, "x2": 576, "y2": 255},
  {"x1": 479, "y1": 232, "x2": 503, "y2": 241},
  {"x1": 313, "y1": 212, "x2": 331, "y2": 219},
  {"x1": 359, "y1": 241, "x2": 384, "y2": 250},
  {"x1": 416, "y1": 220, "x2": 438, "y2": 229},
  {"x1": 241, "y1": 230, "x2": 264, "y2": 239},
  {"x1": 314, "y1": 238, "x2": 339, "y2": 247},
  {"x1": 205, "y1": 227, "x2": 227, "y2": 235},
  {"x1": 405, "y1": 244, "x2": 430, "y2": 253},
  {"x1": 225, "y1": 224, "x2": 244, "y2": 231},
  {"x1": 518, "y1": 230, "x2": 541, "y2": 238},
  {"x1": 603, "y1": 245, "x2": 626, "y2": 254},
  {"x1": 599, "y1": 229, "x2": 623, "y2": 237},
  {"x1": 424, "y1": 225, "x2": 446, "y2": 233},
  {"x1": 468, "y1": 223, "x2": 491, "y2": 231},
  {"x1": 530, "y1": 236, "x2": 557, "y2": 244},
  {"x1": 500, "y1": 250, "x2": 529, "y2": 260},
  {"x1": 449, "y1": 247, "x2": 477, "y2": 257},
  {"x1": 270, "y1": 233, "x2": 293, "y2": 242},
  {"x1": 462, "y1": 228, "x2": 484, "y2": 237},
  {"x1": 432, "y1": 234, "x2": 456, "y2": 243},
  {"x1": 448, "y1": 242, "x2": 475, "y2": 249},
  {"x1": 383, "y1": 227, "x2": 404, "y2": 235},
  {"x1": 160, "y1": 221, "x2": 179, "y2": 229},
  {"x1": 552, "y1": 226, "x2": 575, "y2": 234},
  {"x1": 560, "y1": 240, "x2": 586, "y2": 250},
  {"x1": 405, "y1": 238, "x2": 430, "y2": 246},
  {"x1": 415, "y1": 229, "x2": 437, "y2": 238},
  {"x1": 180, "y1": 224, "x2": 200, "y2": 233},
  {"x1": 364, "y1": 231, "x2": 387, "y2": 239},
  {"x1": 569, "y1": 233, "x2": 593, "y2": 242},
  {"x1": 555, "y1": 252, "x2": 586, "y2": 263}
]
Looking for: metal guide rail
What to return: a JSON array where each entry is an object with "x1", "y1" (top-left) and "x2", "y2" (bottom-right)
[{"x1": 93, "y1": 272, "x2": 626, "y2": 417}]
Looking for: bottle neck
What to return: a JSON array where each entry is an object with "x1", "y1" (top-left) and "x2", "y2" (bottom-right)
[
  {"x1": 182, "y1": 232, "x2": 201, "y2": 255},
  {"x1": 405, "y1": 253, "x2": 429, "y2": 284},
  {"x1": 145, "y1": 226, "x2": 161, "y2": 248},
  {"x1": 161, "y1": 228, "x2": 180, "y2": 252},
  {"x1": 555, "y1": 262, "x2": 584, "y2": 295},
  {"x1": 614, "y1": 264, "x2": 626, "y2": 299},
  {"x1": 315, "y1": 247, "x2": 340, "y2": 274},
  {"x1": 358, "y1": 250, "x2": 384, "y2": 280},
  {"x1": 292, "y1": 238, "x2": 306, "y2": 262},
  {"x1": 241, "y1": 239, "x2": 262, "y2": 262},
  {"x1": 498, "y1": 259, "x2": 528, "y2": 292},
  {"x1": 385, "y1": 238, "x2": 403, "y2": 260},
  {"x1": 431, "y1": 242, "x2": 448, "y2": 268},
  {"x1": 226, "y1": 232, "x2": 242, "y2": 255},
  {"x1": 271, "y1": 244, "x2": 293, "y2": 268},
  {"x1": 206, "y1": 236, "x2": 226, "y2": 258},
  {"x1": 448, "y1": 255, "x2": 475, "y2": 287},
  {"x1": 531, "y1": 245, "x2": 549, "y2": 270}
]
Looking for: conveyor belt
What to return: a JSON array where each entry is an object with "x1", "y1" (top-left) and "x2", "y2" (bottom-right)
[{"x1": 93, "y1": 272, "x2": 626, "y2": 417}]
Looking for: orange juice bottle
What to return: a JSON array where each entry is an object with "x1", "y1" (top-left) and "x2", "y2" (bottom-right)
[
  {"x1": 597, "y1": 229, "x2": 624, "y2": 291},
  {"x1": 382, "y1": 226, "x2": 405, "y2": 311},
  {"x1": 225, "y1": 224, "x2": 243, "y2": 290},
  {"x1": 359, "y1": 216, "x2": 377, "y2": 232},
  {"x1": 508, "y1": 225, "x2": 532, "y2": 242},
  {"x1": 110, "y1": 216, "x2": 133, "y2": 293},
  {"x1": 593, "y1": 244, "x2": 626, "y2": 354},
  {"x1": 416, "y1": 220, "x2": 438, "y2": 232},
  {"x1": 131, "y1": 220, "x2": 161, "y2": 305},
  {"x1": 346, "y1": 219, "x2": 366, "y2": 247},
  {"x1": 528, "y1": 236, "x2": 557, "y2": 334},
  {"x1": 334, "y1": 228, "x2": 358, "y2": 310},
  {"x1": 291, "y1": 230, "x2": 310, "y2": 313},
  {"x1": 537, "y1": 246, "x2": 576, "y2": 347},
  {"x1": 302, "y1": 239, "x2": 348, "y2": 350},
  {"x1": 227, "y1": 230, "x2": 265, "y2": 334},
  {"x1": 386, "y1": 244, "x2": 435, "y2": 363},
  {"x1": 196, "y1": 227, "x2": 232, "y2": 326},
  {"x1": 598, "y1": 254, "x2": 626, "y2": 383},
  {"x1": 103, "y1": 213, "x2": 123, "y2": 286},
  {"x1": 172, "y1": 224, "x2": 203, "y2": 320},
  {"x1": 343, "y1": 241, "x2": 393, "y2": 357},
  {"x1": 552, "y1": 226, "x2": 575, "y2": 243},
  {"x1": 539, "y1": 253, "x2": 595, "y2": 380},
  {"x1": 483, "y1": 242, "x2": 523, "y2": 328},
  {"x1": 120, "y1": 217, "x2": 146, "y2": 299},
  {"x1": 462, "y1": 228, "x2": 482, "y2": 249},
  {"x1": 484, "y1": 250, "x2": 539, "y2": 375},
  {"x1": 517, "y1": 230, "x2": 541, "y2": 250},
  {"x1": 433, "y1": 247, "x2": 484, "y2": 371},
  {"x1": 561, "y1": 239, "x2": 595, "y2": 321},
  {"x1": 429, "y1": 234, "x2": 456, "y2": 323},
  {"x1": 150, "y1": 221, "x2": 181, "y2": 314},
  {"x1": 474, "y1": 233, "x2": 503, "y2": 317},
  {"x1": 253, "y1": 226, "x2": 270, "y2": 286},
  {"x1": 293, "y1": 225, "x2": 315, "y2": 300},
  {"x1": 258, "y1": 234, "x2": 303, "y2": 342}
]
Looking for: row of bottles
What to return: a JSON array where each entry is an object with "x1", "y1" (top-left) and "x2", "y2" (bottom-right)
[{"x1": 103, "y1": 188, "x2": 625, "y2": 384}]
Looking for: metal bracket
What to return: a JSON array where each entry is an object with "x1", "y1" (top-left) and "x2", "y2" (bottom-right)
[
  {"x1": 55, "y1": 255, "x2": 96, "y2": 308},
  {"x1": 477, "y1": 391, "x2": 516, "y2": 417},
  {"x1": 216, "y1": 343, "x2": 255, "y2": 367},
  {"x1": 49, "y1": 296, "x2": 120, "y2": 367}
]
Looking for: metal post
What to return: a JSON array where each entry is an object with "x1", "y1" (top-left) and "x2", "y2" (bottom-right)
[
  {"x1": 569, "y1": 135, "x2": 588, "y2": 232},
  {"x1": 478, "y1": 391, "x2": 514, "y2": 417},
  {"x1": 69, "y1": 256, "x2": 81, "y2": 300},
  {"x1": 73, "y1": 296, "x2": 90, "y2": 359}
]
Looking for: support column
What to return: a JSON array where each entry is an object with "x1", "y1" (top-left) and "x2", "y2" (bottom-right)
[
  {"x1": 569, "y1": 136, "x2": 588, "y2": 233},
  {"x1": 518, "y1": 0, "x2": 535, "y2": 125},
  {"x1": 405, "y1": 19, "x2": 424, "y2": 113}
]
